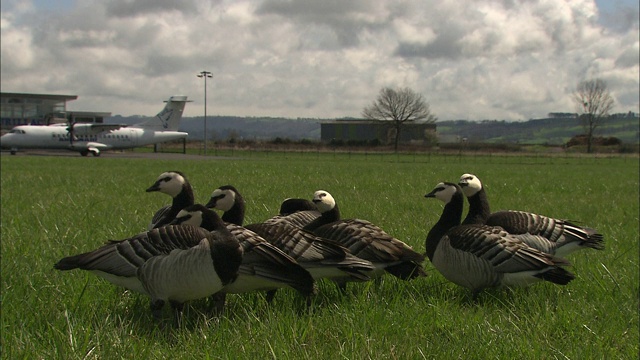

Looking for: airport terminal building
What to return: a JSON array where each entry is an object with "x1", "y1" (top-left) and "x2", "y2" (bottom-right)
[{"x1": 0, "y1": 92, "x2": 110, "y2": 132}]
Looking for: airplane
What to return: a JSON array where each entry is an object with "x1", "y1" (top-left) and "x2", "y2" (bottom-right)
[{"x1": 0, "y1": 95, "x2": 190, "y2": 157}]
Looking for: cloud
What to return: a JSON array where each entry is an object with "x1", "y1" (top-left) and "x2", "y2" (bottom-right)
[{"x1": 0, "y1": 0, "x2": 637, "y2": 121}]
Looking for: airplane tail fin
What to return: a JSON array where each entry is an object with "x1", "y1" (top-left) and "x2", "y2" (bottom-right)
[{"x1": 133, "y1": 95, "x2": 189, "y2": 131}]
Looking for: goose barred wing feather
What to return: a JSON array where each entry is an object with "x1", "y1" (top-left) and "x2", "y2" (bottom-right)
[
  {"x1": 148, "y1": 205, "x2": 172, "y2": 230},
  {"x1": 485, "y1": 211, "x2": 564, "y2": 241},
  {"x1": 54, "y1": 225, "x2": 211, "y2": 274},
  {"x1": 508, "y1": 232, "x2": 559, "y2": 255},
  {"x1": 486, "y1": 210, "x2": 605, "y2": 255},
  {"x1": 445, "y1": 225, "x2": 574, "y2": 287},
  {"x1": 312, "y1": 219, "x2": 425, "y2": 263},
  {"x1": 244, "y1": 219, "x2": 374, "y2": 281},
  {"x1": 224, "y1": 223, "x2": 316, "y2": 295},
  {"x1": 278, "y1": 210, "x2": 321, "y2": 228},
  {"x1": 311, "y1": 219, "x2": 427, "y2": 280}
]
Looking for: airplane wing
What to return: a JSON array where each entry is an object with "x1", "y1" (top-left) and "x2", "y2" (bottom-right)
[{"x1": 69, "y1": 142, "x2": 112, "y2": 156}]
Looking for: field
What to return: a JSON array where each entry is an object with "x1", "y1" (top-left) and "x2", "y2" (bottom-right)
[{"x1": 1, "y1": 152, "x2": 638, "y2": 359}]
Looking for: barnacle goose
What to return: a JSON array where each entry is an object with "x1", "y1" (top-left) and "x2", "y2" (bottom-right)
[
  {"x1": 458, "y1": 173, "x2": 604, "y2": 257},
  {"x1": 424, "y1": 182, "x2": 575, "y2": 298},
  {"x1": 300, "y1": 190, "x2": 427, "y2": 282},
  {"x1": 206, "y1": 186, "x2": 375, "y2": 288},
  {"x1": 146, "y1": 171, "x2": 194, "y2": 230},
  {"x1": 53, "y1": 212, "x2": 243, "y2": 324},
  {"x1": 171, "y1": 204, "x2": 316, "y2": 308}
]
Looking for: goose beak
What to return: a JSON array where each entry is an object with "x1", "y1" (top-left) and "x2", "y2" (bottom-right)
[
  {"x1": 205, "y1": 198, "x2": 217, "y2": 208},
  {"x1": 146, "y1": 182, "x2": 160, "y2": 192},
  {"x1": 170, "y1": 214, "x2": 192, "y2": 225},
  {"x1": 205, "y1": 194, "x2": 224, "y2": 209}
]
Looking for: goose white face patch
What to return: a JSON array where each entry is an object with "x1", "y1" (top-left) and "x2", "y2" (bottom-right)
[
  {"x1": 210, "y1": 188, "x2": 236, "y2": 212},
  {"x1": 430, "y1": 183, "x2": 459, "y2": 204},
  {"x1": 157, "y1": 172, "x2": 186, "y2": 198},
  {"x1": 312, "y1": 190, "x2": 335, "y2": 213},
  {"x1": 175, "y1": 209, "x2": 203, "y2": 227},
  {"x1": 458, "y1": 173, "x2": 482, "y2": 198}
]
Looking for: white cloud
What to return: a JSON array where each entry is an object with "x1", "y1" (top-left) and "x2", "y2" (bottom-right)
[{"x1": 0, "y1": 0, "x2": 637, "y2": 120}]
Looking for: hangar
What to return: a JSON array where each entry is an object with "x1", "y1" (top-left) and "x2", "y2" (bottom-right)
[
  {"x1": 320, "y1": 119, "x2": 437, "y2": 145},
  {"x1": 0, "y1": 92, "x2": 110, "y2": 132}
]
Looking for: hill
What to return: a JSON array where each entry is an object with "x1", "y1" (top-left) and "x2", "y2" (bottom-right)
[
  {"x1": 436, "y1": 115, "x2": 639, "y2": 145},
  {"x1": 107, "y1": 114, "x2": 639, "y2": 145}
]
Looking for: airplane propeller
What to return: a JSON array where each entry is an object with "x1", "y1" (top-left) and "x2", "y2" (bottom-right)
[{"x1": 66, "y1": 121, "x2": 77, "y2": 146}]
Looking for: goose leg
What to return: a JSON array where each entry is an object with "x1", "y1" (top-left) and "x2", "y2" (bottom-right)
[
  {"x1": 265, "y1": 289, "x2": 277, "y2": 303},
  {"x1": 210, "y1": 292, "x2": 227, "y2": 315},
  {"x1": 150, "y1": 299, "x2": 165, "y2": 321},
  {"x1": 335, "y1": 281, "x2": 348, "y2": 294},
  {"x1": 170, "y1": 301, "x2": 185, "y2": 328}
]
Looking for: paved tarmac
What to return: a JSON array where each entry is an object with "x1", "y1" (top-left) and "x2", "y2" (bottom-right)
[{"x1": 0, "y1": 149, "x2": 223, "y2": 160}]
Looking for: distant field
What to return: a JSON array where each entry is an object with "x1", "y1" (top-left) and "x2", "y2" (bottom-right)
[{"x1": 1, "y1": 153, "x2": 638, "y2": 359}]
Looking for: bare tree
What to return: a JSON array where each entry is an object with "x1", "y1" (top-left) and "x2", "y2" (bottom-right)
[
  {"x1": 362, "y1": 87, "x2": 437, "y2": 151},
  {"x1": 573, "y1": 79, "x2": 614, "y2": 153}
]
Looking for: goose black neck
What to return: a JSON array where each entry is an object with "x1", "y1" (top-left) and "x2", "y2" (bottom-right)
[
  {"x1": 221, "y1": 193, "x2": 245, "y2": 226},
  {"x1": 425, "y1": 191, "x2": 464, "y2": 261},
  {"x1": 304, "y1": 203, "x2": 340, "y2": 231},
  {"x1": 462, "y1": 188, "x2": 490, "y2": 225},
  {"x1": 173, "y1": 182, "x2": 195, "y2": 210},
  {"x1": 201, "y1": 207, "x2": 229, "y2": 232}
]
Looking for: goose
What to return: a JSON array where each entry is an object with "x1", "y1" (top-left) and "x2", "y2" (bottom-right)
[
  {"x1": 424, "y1": 182, "x2": 575, "y2": 298},
  {"x1": 300, "y1": 190, "x2": 427, "y2": 283},
  {"x1": 205, "y1": 186, "x2": 375, "y2": 288},
  {"x1": 171, "y1": 204, "x2": 316, "y2": 309},
  {"x1": 458, "y1": 173, "x2": 604, "y2": 257},
  {"x1": 53, "y1": 212, "x2": 243, "y2": 324},
  {"x1": 146, "y1": 171, "x2": 195, "y2": 230}
]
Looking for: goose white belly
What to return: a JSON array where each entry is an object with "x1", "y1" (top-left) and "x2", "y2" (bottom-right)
[
  {"x1": 221, "y1": 273, "x2": 282, "y2": 294},
  {"x1": 89, "y1": 270, "x2": 148, "y2": 295},
  {"x1": 305, "y1": 266, "x2": 354, "y2": 281},
  {"x1": 138, "y1": 240, "x2": 224, "y2": 303},
  {"x1": 364, "y1": 263, "x2": 391, "y2": 279}
]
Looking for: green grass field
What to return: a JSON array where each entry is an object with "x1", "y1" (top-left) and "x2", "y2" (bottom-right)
[{"x1": 1, "y1": 152, "x2": 638, "y2": 359}]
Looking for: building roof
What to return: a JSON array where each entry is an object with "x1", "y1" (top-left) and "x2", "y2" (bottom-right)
[
  {"x1": 321, "y1": 118, "x2": 435, "y2": 125},
  {"x1": 1, "y1": 92, "x2": 78, "y2": 101}
]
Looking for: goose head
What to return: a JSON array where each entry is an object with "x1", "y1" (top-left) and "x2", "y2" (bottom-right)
[
  {"x1": 206, "y1": 186, "x2": 238, "y2": 212},
  {"x1": 146, "y1": 171, "x2": 187, "y2": 198},
  {"x1": 172, "y1": 204, "x2": 220, "y2": 231},
  {"x1": 457, "y1": 173, "x2": 482, "y2": 198},
  {"x1": 312, "y1": 190, "x2": 336, "y2": 214},
  {"x1": 425, "y1": 182, "x2": 460, "y2": 204}
]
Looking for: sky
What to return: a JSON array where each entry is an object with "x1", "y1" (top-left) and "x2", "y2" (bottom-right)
[{"x1": 1, "y1": 0, "x2": 638, "y2": 121}]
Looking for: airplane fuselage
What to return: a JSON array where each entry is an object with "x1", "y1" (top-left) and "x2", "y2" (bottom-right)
[{"x1": 0, "y1": 125, "x2": 188, "y2": 154}]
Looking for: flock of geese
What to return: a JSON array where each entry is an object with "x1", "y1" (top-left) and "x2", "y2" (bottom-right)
[{"x1": 54, "y1": 171, "x2": 604, "y2": 325}]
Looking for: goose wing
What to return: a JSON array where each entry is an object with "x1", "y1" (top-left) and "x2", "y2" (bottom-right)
[
  {"x1": 447, "y1": 225, "x2": 571, "y2": 273},
  {"x1": 224, "y1": 223, "x2": 315, "y2": 294},
  {"x1": 245, "y1": 219, "x2": 374, "y2": 280},
  {"x1": 312, "y1": 219, "x2": 424, "y2": 263},
  {"x1": 279, "y1": 210, "x2": 321, "y2": 228},
  {"x1": 54, "y1": 225, "x2": 211, "y2": 276},
  {"x1": 486, "y1": 210, "x2": 604, "y2": 253},
  {"x1": 148, "y1": 205, "x2": 172, "y2": 230}
]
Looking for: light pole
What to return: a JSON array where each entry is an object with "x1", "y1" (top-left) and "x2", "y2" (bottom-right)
[{"x1": 197, "y1": 71, "x2": 212, "y2": 155}]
